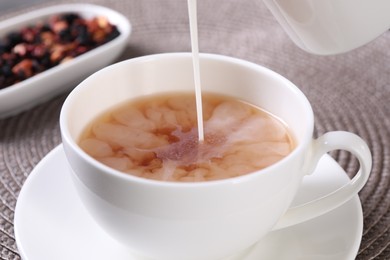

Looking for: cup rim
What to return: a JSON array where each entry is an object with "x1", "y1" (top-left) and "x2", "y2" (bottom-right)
[{"x1": 60, "y1": 52, "x2": 314, "y2": 187}]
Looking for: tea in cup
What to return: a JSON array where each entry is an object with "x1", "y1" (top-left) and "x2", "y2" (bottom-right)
[
  {"x1": 78, "y1": 92, "x2": 296, "y2": 182},
  {"x1": 60, "y1": 53, "x2": 371, "y2": 260}
]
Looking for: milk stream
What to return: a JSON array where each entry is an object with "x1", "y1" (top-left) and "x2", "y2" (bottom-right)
[{"x1": 187, "y1": 0, "x2": 204, "y2": 142}]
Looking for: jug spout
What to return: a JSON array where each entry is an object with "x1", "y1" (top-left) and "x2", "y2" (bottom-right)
[{"x1": 263, "y1": 0, "x2": 390, "y2": 55}]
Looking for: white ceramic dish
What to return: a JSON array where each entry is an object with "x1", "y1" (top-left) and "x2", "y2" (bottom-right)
[
  {"x1": 0, "y1": 4, "x2": 131, "y2": 118},
  {"x1": 14, "y1": 145, "x2": 363, "y2": 260}
]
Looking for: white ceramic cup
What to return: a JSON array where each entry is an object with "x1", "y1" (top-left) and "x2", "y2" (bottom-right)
[
  {"x1": 60, "y1": 53, "x2": 372, "y2": 260},
  {"x1": 263, "y1": 0, "x2": 390, "y2": 55}
]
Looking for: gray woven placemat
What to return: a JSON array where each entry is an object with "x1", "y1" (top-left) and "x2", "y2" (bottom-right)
[{"x1": 0, "y1": 0, "x2": 389, "y2": 259}]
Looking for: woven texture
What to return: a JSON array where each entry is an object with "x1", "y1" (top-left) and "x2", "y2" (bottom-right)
[{"x1": 0, "y1": 0, "x2": 389, "y2": 259}]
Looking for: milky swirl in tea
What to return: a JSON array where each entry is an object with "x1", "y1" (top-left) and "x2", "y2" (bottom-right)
[{"x1": 79, "y1": 92, "x2": 295, "y2": 182}]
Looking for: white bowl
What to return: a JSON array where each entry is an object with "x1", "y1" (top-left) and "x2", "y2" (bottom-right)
[{"x1": 0, "y1": 4, "x2": 131, "y2": 118}]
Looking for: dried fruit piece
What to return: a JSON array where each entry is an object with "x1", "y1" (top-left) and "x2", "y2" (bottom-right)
[{"x1": 0, "y1": 13, "x2": 120, "y2": 89}]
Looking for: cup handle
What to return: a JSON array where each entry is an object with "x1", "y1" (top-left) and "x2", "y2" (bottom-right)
[{"x1": 273, "y1": 131, "x2": 372, "y2": 230}]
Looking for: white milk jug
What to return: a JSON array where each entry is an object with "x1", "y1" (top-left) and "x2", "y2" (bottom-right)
[{"x1": 263, "y1": 0, "x2": 390, "y2": 55}]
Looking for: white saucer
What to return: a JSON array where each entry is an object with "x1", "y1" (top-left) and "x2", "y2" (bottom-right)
[{"x1": 14, "y1": 145, "x2": 363, "y2": 260}]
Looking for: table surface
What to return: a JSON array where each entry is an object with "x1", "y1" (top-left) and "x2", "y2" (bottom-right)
[{"x1": 0, "y1": 0, "x2": 389, "y2": 259}]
